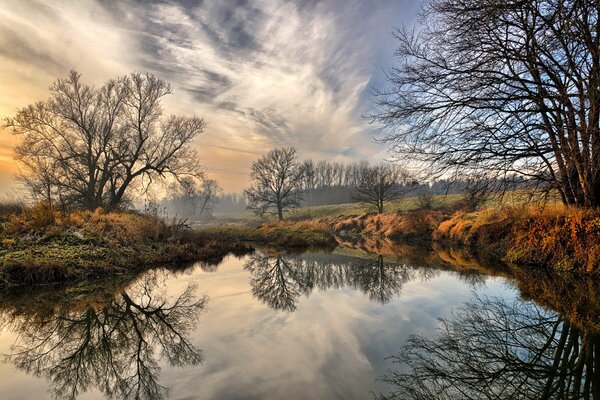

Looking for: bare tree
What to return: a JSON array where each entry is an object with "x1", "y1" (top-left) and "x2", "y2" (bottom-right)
[
  {"x1": 4, "y1": 70, "x2": 206, "y2": 210},
  {"x1": 370, "y1": 0, "x2": 600, "y2": 207},
  {"x1": 353, "y1": 164, "x2": 412, "y2": 213},
  {"x1": 245, "y1": 147, "x2": 304, "y2": 220},
  {"x1": 197, "y1": 179, "x2": 221, "y2": 217}
]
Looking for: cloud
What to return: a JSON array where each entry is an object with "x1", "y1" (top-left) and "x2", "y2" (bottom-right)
[{"x1": 0, "y1": 0, "x2": 421, "y2": 192}]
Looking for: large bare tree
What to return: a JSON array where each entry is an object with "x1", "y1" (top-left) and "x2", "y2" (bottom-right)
[
  {"x1": 370, "y1": 0, "x2": 600, "y2": 207},
  {"x1": 5, "y1": 70, "x2": 206, "y2": 210},
  {"x1": 353, "y1": 164, "x2": 412, "y2": 213},
  {"x1": 245, "y1": 147, "x2": 304, "y2": 220}
]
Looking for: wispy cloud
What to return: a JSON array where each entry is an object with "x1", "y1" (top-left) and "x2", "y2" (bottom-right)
[{"x1": 0, "y1": 0, "x2": 420, "y2": 192}]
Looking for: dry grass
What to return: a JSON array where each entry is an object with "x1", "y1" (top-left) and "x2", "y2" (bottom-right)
[
  {"x1": 433, "y1": 205, "x2": 600, "y2": 273},
  {"x1": 433, "y1": 207, "x2": 515, "y2": 250},
  {"x1": 326, "y1": 210, "x2": 447, "y2": 242},
  {"x1": 508, "y1": 205, "x2": 600, "y2": 272},
  {"x1": 0, "y1": 203, "x2": 254, "y2": 287}
]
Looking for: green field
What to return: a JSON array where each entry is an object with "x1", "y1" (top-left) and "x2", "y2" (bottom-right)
[
  {"x1": 212, "y1": 193, "x2": 463, "y2": 222},
  {"x1": 211, "y1": 189, "x2": 557, "y2": 223}
]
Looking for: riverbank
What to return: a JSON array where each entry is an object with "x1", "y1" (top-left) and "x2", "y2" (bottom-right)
[
  {"x1": 2, "y1": 202, "x2": 599, "y2": 287},
  {"x1": 0, "y1": 204, "x2": 253, "y2": 287},
  {"x1": 199, "y1": 204, "x2": 600, "y2": 274},
  {"x1": 434, "y1": 205, "x2": 600, "y2": 272},
  {"x1": 193, "y1": 219, "x2": 337, "y2": 249}
]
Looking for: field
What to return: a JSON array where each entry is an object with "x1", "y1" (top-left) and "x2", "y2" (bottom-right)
[
  {"x1": 212, "y1": 193, "x2": 463, "y2": 222},
  {"x1": 211, "y1": 190, "x2": 552, "y2": 223}
]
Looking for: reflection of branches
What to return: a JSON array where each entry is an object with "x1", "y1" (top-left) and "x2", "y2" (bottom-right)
[
  {"x1": 379, "y1": 294, "x2": 600, "y2": 400},
  {"x1": 3, "y1": 273, "x2": 206, "y2": 400},
  {"x1": 354, "y1": 255, "x2": 411, "y2": 304},
  {"x1": 245, "y1": 254, "x2": 306, "y2": 312},
  {"x1": 244, "y1": 252, "x2": 441, "y2": 311}
]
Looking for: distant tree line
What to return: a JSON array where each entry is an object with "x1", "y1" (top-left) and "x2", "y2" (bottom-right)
[
  {"x1": 160, "y1": 176, "x2": 221, "y2": 222},
  {"x1": 231, "y1": 146, "x2": 536, "y2": 220},
  {"x1": 243, "y1": 147, "x2": 418, "y2": 220}
]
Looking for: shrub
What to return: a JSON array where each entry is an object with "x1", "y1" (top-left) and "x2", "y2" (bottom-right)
[
  {"x1": 416, "y1": 191, "x2": 434, "y2": 210},
  {"x1": 508, "y1": 206, "x2": 600, "y2": 272},
  {"x1": 0, "y1": 200, "x2": 24, "y2": 221},
  {"x1": 4, "y1": 202, "x2": 58, "y2": 234}
]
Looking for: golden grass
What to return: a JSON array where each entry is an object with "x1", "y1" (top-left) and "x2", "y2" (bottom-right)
[
  {"x1": 194, "y1": 219, "x2": 336, "y2": 248},
  {"x1": 0, "y1": 203, "x2": 254, "y2": 287},
  {"x1": 433, "y1": 204, "x2": 600, "y2": 272},
  {"x1": 326, "y1": 210, "x2": 447, "y2": 242}
]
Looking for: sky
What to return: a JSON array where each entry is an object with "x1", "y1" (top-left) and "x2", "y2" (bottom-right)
[{"x1": 0, "y1": 0, "x2": 421, "y2": 195}]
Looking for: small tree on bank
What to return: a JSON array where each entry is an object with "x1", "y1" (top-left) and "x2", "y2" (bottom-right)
[
  {"x1": 245, "y1": 147, "x2": 304, "y2": 220},
  {"x1": 5, "y1": 70, "x2": 206, "y2": 210},
  {"x1": 353, "y1": 165, "x2": 412, "y2": 213}
]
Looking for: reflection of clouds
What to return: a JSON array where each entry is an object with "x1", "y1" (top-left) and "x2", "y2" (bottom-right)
[
  {"x1": 0, "y1": 251, "x2": 503, "y2": 399},
  {"x1": 161, "y1": 252, "x2": 498, "y2": 399},
  {"x1": 0, "y1": 0, "x2": 420, "y2": 192}
]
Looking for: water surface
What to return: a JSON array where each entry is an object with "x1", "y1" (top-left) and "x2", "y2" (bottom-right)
[{"x1": 0, "y1": 247, "x2": 594, "y2": 399}]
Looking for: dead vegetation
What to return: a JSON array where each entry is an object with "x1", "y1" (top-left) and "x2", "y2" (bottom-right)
[
  {"x1": 324, "y1": 210, "x2": 447, "y2": 242},
  {"x1": 322, "y1": 204, "x2": 600, "y2": 274},
  {"x1": 0, "y1": 203, "x2": 253, "y2": 287},
  {"x1": 433, "y1": 205, "x2": 600, "y2": 273}
]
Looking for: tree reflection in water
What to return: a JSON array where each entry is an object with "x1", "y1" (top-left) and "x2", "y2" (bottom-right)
[
  {"x1": 244, "y1": 252, "x2": 441, "y2": 311},
  {"x1": 378, "y1": 294, "x2": 600, "y2": 400},
  {"x1": 2, "y1": 272, "x2": 207, "y2": 400}
]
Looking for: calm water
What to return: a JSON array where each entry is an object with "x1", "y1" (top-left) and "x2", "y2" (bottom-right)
[{"x1": 0, "y1": 247, "x2": 595, "y2": 399}]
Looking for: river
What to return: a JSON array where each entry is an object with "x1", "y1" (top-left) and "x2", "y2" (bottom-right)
[{"x1": 0, "y1": 245, "x2": 595, "y2": 399}]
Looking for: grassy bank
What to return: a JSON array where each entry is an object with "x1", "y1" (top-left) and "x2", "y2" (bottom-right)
[
  {"x1": 213, "y1": 193, "x2": 462, "y2": 221},
  {"x1": 4, "y1": 200, "x2": 598, "y2": 286},
  {"x1": 0, "y1": 203, "x2": 253, "y2": 287},
  {"x1": 193, "y1": 219, "x2": 337, "y2": 249},
  {"x1": 322, "y1": 204, "x2": 600, "y2": 273},
  {"x1": 435, "y1": 205, "x2": 600, "y2": 272}
]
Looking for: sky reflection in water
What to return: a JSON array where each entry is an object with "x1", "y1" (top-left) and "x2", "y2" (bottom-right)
[{"x1": 0, "y1": 249, "x2": 521, "y2": 399}]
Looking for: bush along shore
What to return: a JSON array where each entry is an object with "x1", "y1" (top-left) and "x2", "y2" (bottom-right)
[{"x1": 0, "y1": 203, "x2": 254, "y2": 287}]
